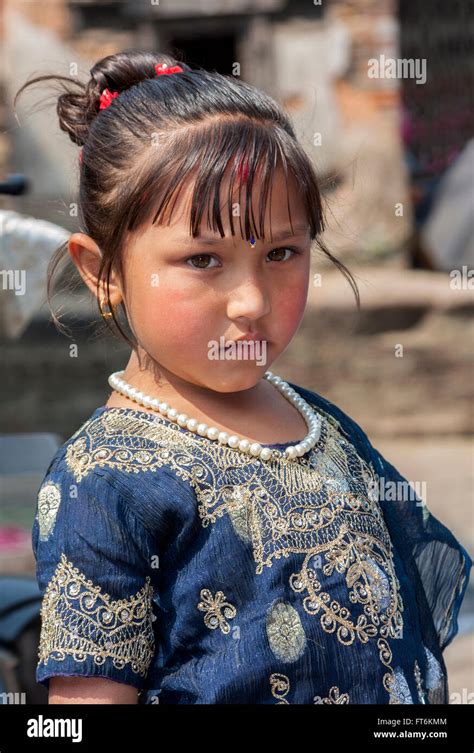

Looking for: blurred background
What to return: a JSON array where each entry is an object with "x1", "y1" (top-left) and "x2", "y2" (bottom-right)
[{"x1": 0, "y1": 0, "x2": 472, "y2": 704}]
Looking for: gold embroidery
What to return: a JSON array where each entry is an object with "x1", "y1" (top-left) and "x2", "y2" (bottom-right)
[
  {"x1": 38, "y1": 481, "x2": 62, "y2": 541},
  {"x1": 266, "y1": 601, "x2": 307, "y2": 662},
  {"x1": 197, "y1": 589, "x2": 237, "y2": 634},
  {"x1": 63, "y1": 398, "x2": 406, "y2": 701},
  {"x1": 270, "y1": 673, "x2": 350, "y2": 705},
  {"x1": 38, "y1": 553, "x2": 155, "y2": 677},
  {"x1": 378, "y1": 638, "x2": 413, "y2": 704},
  {"x1": 378, "y1": 638, "x2": 396, "y2": 700},
  {"x1": 270, "y1": 672, "x2": 290, "y2": 704},
  {"x1": 313, "y1": 686, "x2": 349, "y2": 704},
  {"x1": 288, "y1": 522, "x2": 404, "y2": 649},
  {"x1": 65, "y1": 406, "x2": 323, "y2": 483}
]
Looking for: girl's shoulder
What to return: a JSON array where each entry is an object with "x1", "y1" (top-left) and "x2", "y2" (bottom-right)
[
  {"x1": 37, "y1": 405, "x2": 197, "y2": 534},
  {"x1": 289, "y1": 381, "x2": 375, "y2": 462},
  {"x1": 44, "y1": 405, "x2": 187, "y2": 481}
]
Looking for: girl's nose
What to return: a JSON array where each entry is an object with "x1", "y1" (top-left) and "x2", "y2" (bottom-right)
[{"x1": 226, "y1": 277, "x2": 271, "y2": 322}]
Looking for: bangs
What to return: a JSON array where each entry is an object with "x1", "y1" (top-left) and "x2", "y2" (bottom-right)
[{"x1": 118, "y1": 117, "x2": 325, "y2": 246}]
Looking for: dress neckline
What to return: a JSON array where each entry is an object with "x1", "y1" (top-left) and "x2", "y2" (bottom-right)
[{"x1": 93, "y1": 395, "x2": 313, "y2": 450}]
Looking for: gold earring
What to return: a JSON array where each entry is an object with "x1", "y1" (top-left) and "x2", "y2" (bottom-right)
[{"x1": 99, "y1": 295, "x2": 116, "y2": 320}]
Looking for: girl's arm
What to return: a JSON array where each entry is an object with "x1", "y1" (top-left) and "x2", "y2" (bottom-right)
[
  {"x1": 49, "y1": 676, "x2": 138, "y2": 704},
  {"x1": 33, "y1": 468, "x2": 157, "y2": 697}
]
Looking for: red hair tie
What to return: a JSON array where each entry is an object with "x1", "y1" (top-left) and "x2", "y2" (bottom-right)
[
  {"x1": 154, "y1": 63, "x2": 184, "y2": 76},
  {"x1": 99, "y1": 88, "x2": 119, "y2": 110},
  {"x1": 99, "y1": 63, "x2": 184, "y2": 112}
]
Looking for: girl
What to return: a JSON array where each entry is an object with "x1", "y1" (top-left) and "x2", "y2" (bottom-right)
[{"x1": 16, "y1": 50, "x2": 471, "y2": 705}]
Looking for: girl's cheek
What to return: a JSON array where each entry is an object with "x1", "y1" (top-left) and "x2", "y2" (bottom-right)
[
  {"x1": 275, "y1": 282, "x2": 308, "y2": 325},
  {"x1": 144, "y1": 296, "x2": 209, "y2": 346}
]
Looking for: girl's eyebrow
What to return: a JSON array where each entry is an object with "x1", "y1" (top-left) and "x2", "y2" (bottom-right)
[{"x1": 179, "y1": 223, "x2": 310, "y2": 246}]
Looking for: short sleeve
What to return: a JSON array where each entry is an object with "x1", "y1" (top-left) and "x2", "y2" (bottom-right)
[
  {"x1": 32, "y1": 465, "x2": 156, "y2": 691},
  {"x1": 370, "y1": 445, "x2": 472, "y2": 653}
]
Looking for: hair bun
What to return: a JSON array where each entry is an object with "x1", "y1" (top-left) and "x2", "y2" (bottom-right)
[
  {"x1": 77, "y1": 50, "x2": 190, "y2": 145},
  {"x1": 15, "y1": 49, "x2": 190, "y2": 148}
]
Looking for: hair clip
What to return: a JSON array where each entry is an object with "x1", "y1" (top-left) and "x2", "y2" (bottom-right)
[
  {"x1": 154, "y1": 63, "x2": 184, "y2": 76},
  {"x1": 99, "y1": 88, "x2": 119, "y2": 110}
]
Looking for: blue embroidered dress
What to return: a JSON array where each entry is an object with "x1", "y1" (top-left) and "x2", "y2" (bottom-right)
[{"x1": 32, "y1": 383, "x2": 472, "y2": 704}]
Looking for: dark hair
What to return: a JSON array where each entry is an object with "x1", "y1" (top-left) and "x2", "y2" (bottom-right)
[{"x1": 14, "y1": 48, "x2": 360, "y2": 351}]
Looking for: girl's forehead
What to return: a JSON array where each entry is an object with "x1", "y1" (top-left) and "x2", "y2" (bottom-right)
[
  {"x1": 164, "y1": 169, "x2": 307, "y2": 234},
  {"x1": 134, "y1": 154, "x2": 311, "y2": 246},
  {"x1": 176, "y1": 158, "x2": 302, "y2": 202},
  {"x1": 153, "y1": 215, "x2": 310, "y2": 246}
]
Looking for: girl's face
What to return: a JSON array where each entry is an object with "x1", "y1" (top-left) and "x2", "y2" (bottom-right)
[{"x1": 121, "y1": 165, "x2": 312, "y2": 394}]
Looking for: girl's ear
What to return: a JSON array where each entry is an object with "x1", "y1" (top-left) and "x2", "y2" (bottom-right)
[{"x1": 68, "y1": 232, "x2": 122, "y2": 304}]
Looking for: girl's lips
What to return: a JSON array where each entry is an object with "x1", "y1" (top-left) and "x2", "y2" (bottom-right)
[
  {"x1": 225, "y1": 331, "x2": 265, "y2": 343},
  {"x1": 225, "y1": 338, "x2": 267, "y2": 348}
]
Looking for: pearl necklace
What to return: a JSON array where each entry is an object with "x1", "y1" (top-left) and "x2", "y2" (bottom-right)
[{"x1": 107, "y1": 370, "x2": 321, "y2": 462}]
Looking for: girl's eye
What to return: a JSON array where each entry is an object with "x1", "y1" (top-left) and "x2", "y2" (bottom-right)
[
  {"x1": 185, "y1": 254, "x2": 220, "y2": 270},
  {"x1": 266, "y1": 246, "x2": 299, "y2": 262},
  {"x1": 185, "y1": 247, "x2": 299, "y2": 270}
]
